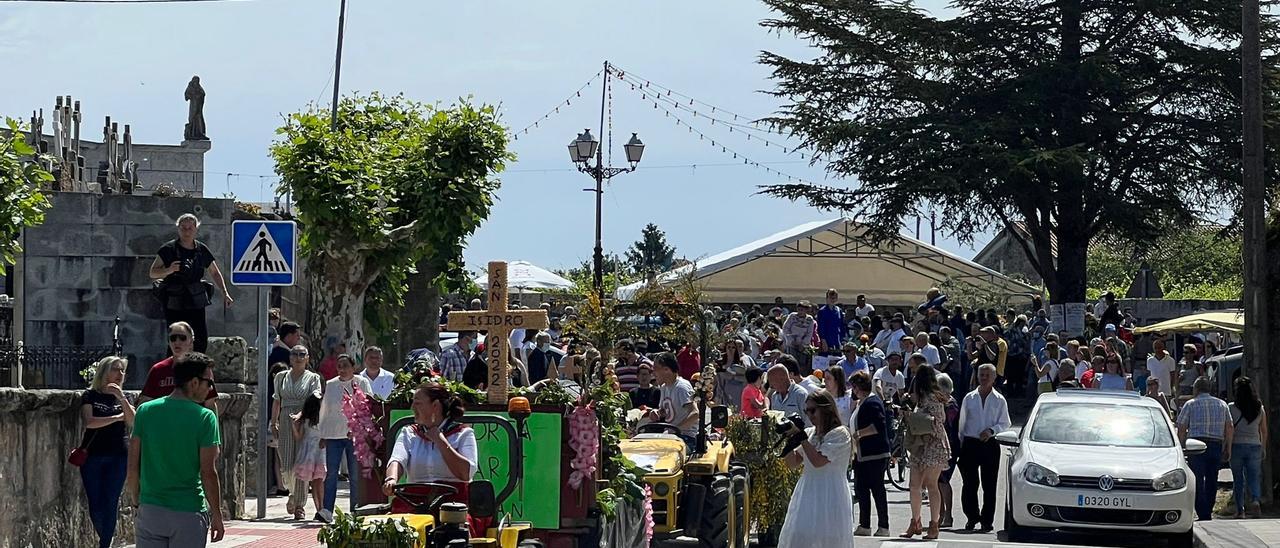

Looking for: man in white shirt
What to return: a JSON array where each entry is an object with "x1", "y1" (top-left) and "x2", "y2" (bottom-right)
[
  {"x1": 767, "y1": 363, "x2": 811, "y2": 427},
  {"x1": 957, "y1": 364, "x2": 1011, "y2": 533},
  {"x1": 853, "y1": 294, "x2": 875, "y2": 319},
  {"x1": 649, "y1": 353, "x2": 699, "y2": 449},
  {"x1": 359, "y1": 346, "x2": 396, "y2": 399},
  {"x1": 873, "y1": 352, "x2": 907, "y2": 403},
  {"x1": 915, "y1": 332, "x2": 941, "y2": 368},
  {"x1": 875, "y1": 317, "x2": 907, "y2": 356},
  {"x1": 318, "y1": 355, "x2": 373, "y2": 519},
  {"x1": 1145, "y1": 339, "x2": 1177, "y2": 396}
]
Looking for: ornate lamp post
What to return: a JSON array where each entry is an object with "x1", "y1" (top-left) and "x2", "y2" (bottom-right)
[{"x1": 569, "y1": 61, "x2": 645, "y2": 302}]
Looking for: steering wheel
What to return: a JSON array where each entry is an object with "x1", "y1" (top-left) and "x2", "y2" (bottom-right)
[
  {"x1": 638, "y1": 422, "x2": 683, "y2": 436},
  {"x1": 392, "y1": 482, "x2": 459, "y2": 515}
]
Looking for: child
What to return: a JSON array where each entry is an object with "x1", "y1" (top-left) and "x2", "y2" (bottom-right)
[
  {"x1": 741, "y1": 367, "x2": 766, "y2": 419},
  {"x1": 291, "y1": 391, "x2": 326, "y2": 521}
]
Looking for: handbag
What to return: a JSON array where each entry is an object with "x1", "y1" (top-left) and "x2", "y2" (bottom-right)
[
  {"x1": 906, "y1": 410, "x2": 934, "y2": 436},
  {"x1": 67, "y1": 430, "x2": 98, "y2": 467}
]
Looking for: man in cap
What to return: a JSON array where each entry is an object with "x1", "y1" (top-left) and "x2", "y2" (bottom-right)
[{"x1": 969, "y1": 326, "x2": 1008, "y2": 392}]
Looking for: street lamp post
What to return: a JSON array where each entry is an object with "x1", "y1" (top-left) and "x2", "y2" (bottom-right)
[{"x1": 569, "y1": 61, "x2": 645, "y2": 302}]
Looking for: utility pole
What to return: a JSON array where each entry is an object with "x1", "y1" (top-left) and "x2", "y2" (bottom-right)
[
  {"x1": 330, "y1": 0, "x2": 349, "y2": 130},
  {"x1": 1240, "y1": 0, "x2": 1272, "y2": 501}
]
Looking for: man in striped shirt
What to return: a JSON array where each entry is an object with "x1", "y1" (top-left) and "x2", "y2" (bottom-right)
[
  {"x1": 613, "y1": 339, "x2": 652, "y2": 392},
  {"x1": 438, "y1": 331, "x2": 475, "y2": 383}
]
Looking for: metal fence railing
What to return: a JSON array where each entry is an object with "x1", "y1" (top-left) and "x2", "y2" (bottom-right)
[{"x1": 10, "y1": 345, "x2": 117, "y2": 389}]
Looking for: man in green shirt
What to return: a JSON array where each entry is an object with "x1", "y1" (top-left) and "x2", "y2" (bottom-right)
[{"x1": 126, "y1": 352, "x2": 224, "y2": 547}]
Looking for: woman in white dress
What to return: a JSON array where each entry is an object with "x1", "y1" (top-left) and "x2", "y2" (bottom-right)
[{"x1": 777, "y1": 388, "x2": 855, "y2": 547}]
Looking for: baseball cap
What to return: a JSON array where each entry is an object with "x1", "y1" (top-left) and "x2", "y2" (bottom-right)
[{"x1": 1104, "y1": 324, "x2": 1117, "y2": 332}]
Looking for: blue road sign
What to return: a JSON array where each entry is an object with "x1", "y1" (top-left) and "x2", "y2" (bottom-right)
[{"x1": 230, "y1": 220, "x2": 297, "y2": 286}]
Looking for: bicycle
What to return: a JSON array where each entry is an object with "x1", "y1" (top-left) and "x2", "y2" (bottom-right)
[{"x1": 886, "y1": 409, "x2": 910, "y2": 491}]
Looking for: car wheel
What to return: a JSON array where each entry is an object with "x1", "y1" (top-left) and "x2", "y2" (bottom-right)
[{"x1": 1166, "y1": 530, "x2": 1194, "y2": 548}]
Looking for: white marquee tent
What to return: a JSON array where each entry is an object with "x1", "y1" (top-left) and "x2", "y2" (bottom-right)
[
  {"x1": 475, "y1": 260, "x2": 574, "y2": 293},
  {"x1": 617, "y1": 218, "x2": 1040, "y2": 307}
]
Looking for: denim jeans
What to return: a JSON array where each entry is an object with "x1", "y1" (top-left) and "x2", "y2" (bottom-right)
[
  {"x1": 1230, "y1": 443, "x2": 1263, "y2": 513},
  {"x1": 1187, "y1": 439, "x2": 1223, "y2": 521},
  {"x1": 80, "y1": 453, "x2": 128, "y2": 548},
  {"x1": 323, "y1": 438, "x2": 358, "y2": 513}
]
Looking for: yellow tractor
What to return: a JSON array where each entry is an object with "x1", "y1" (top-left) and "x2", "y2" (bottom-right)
[{"x1": 618, "y1": 367, "x2": 750, "y2": 548}]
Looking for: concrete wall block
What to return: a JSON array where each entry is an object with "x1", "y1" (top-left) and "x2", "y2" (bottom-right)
[
  {"x1": 40, "y1": 192, "x2": 95, "y2": 226},
  {"x1": 96, "y1": 256, "x2": 152, "y2": 288},
  {"x1": 95, "y1": 195, "x2": 230, "y2": 227},
  {"x1": 209, "y1": 336, "x2": 250, "y2": 384},
  {"x1": 24, "y1": 287, "x2": 123, "y2": 321},
  {"x1": 24, "y1": 223, "x2": 125, "y2": 257},
  {"x1": 25, "y1": 256, "x2": 94, "y2": 289}
]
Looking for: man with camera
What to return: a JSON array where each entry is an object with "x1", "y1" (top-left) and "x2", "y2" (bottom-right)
[
  {"x1": 967, "y1": 326, "x2": 1008, "y2": 393},
  {"x1": 149, "y1": 213, "x2": 233, "y2": 353}
]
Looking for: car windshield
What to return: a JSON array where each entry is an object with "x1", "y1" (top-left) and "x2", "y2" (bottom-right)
[{"x1": 1029, "y1": 402, "x2": 1175, "y2": 448}]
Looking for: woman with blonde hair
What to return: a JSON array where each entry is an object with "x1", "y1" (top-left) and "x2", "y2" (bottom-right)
[
  {"x1": 777, "y1": 389, "x2": 855, "y2": 546},
  {"x1": 79, "y1": 356, "x2": 136, "y2": 548}
]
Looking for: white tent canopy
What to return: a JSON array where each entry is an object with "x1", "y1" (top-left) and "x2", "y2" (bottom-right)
[
  {"x1": 475, "y1": 260, "x2": 574, "y2": 292},
  {"x1": 616, "y1": 218, "x2": 1039, "y2": 307}
]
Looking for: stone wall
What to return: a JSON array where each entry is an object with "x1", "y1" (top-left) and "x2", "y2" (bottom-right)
[
  {"x1": 18, "y1": 193, "x2": 259, "y2": 387},
  {"x1": 0, "y1": 387, "x2": 249, "y2": 548}
]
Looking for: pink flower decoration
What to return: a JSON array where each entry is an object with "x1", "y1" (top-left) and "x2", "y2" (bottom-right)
[
  {"x1": 342, "y1": 384, "x2": 384, "y2": 478},
  {"x1": 641, "y1": 484, "x2": 654, "y2": 544},
  {"x1": 567, "y1": 404, "x2": 599, "y2": 489}
]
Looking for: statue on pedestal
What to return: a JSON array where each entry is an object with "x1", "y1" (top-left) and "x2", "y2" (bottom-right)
[{"x1": 184, "y1": 76, "x2": 208, "y2": 141}]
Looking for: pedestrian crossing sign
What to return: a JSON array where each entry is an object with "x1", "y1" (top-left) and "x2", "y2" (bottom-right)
[{"x1": 230, "y1": 220, "x2": 297, "y2": 286}]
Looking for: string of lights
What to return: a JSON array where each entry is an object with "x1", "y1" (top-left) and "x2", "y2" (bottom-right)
[
  {"x1": 510, "y1": 69, "x2": 603, "y2": 141},
  {"x1": 612, "y1": 71, "x2": 782, "y2": 141},
  {"x1": 607, "y1": 63, "x2": 784, "y2": 133},
  {"x1": 600, "y1": 67, "x2": 820, "y2": 185}
]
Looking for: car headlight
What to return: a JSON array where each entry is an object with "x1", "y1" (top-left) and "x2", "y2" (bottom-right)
[
  {"x1": 1024, "y1": 463, "x2": 1060, "y2": 487},
  {"x1": 1153, "y1": 469, "x2": 1187, "y2": 492}
]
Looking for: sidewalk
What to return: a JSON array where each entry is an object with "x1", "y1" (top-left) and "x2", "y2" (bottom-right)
[
  {"x1": 1194, "y1": 519, "x2": 1280, "y2": 548},
  {"x1": 124, "y1": 487, "x2": 348, "y2": 548}
]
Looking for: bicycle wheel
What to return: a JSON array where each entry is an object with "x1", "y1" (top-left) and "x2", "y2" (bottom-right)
[{"x1": 887, "y1": 454, "x2": 909, "y2": 491}]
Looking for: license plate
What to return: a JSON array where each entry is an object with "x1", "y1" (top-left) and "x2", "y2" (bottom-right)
[{"x1": 1077, "y1": 494, "x2": 1133, "y2": 508}]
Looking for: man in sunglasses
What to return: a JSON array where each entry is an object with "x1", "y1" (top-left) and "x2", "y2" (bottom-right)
[
  {"x1": 128, "y1": 351, "x2": 225, "y2": 547},
  {"x1": 139, "y1": 322, "x2": 219, "y2": 411}
]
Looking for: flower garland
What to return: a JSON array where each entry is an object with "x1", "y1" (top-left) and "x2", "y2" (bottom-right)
[
  {"x1": 567, "y1": 403, "x2": 599, "y2": 489},
  {"x1": 342, "y1": 384, "x2": 384, "y2": 478},
  {"x1": 641, "y1": 484, "x2": 654, "y2": 544}
]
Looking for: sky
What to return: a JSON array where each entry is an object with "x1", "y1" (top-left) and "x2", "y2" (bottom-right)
[{"x1": 0, "y1": 0, "x2": 979, "y2": 275}]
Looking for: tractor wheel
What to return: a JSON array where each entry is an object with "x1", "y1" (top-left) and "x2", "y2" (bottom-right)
[
  {"x1": 730, "y1": 466, "x2": 750, "y2": 548},
  {"x1": 698, "y1": 474, "x2": 733, "y2": 548}
]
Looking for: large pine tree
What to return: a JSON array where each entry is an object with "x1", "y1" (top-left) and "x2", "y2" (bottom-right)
[
  {"x1": 625, "y1": 223, "x2": 677, "y2": 277},
  {"x1": 759, "y1": 0, "x2": 1280, "y2": 303}
]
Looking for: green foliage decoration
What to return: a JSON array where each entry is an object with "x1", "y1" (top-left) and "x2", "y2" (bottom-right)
[
  {"x1": 1086, "y1": 226, "x2": 1243, "y2": 301},
  {"x1": 315, "y1": 510, "x2": 419, "y2": 548},
  {"x1": 0, "y1": 119, "x2": 52, "y2": 274},
  {"x1": 724, "y1": 415, "x2": 800, "y2": 534}
]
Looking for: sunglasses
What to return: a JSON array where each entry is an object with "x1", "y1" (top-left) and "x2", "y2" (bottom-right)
[
  {"x1": 290, "y1": 351, "x2": 308, "y2": 357},
  {"x1": 169, "y1": 333, "x2": 189, "y2": 342},
  {"x1": 199, "y1": 377, "x2": 215, "y2": 387}
]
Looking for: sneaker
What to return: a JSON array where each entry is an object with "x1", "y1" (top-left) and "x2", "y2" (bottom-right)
[
  {"x1": 854, "y1": 527, "x2": 872, "y2": 536},
  {"x1": 315, "y1": 509, "x2": 333, "y2": 523},
  {"x1": 873, "y1": 528, "x2": 890, "y2": 537},
  {"x1": 939, "y1": 516, "x2": 953, "y2": 528},
  {"x1": 1250, "y1": 501, "x2": 1263, "y2": 518}
]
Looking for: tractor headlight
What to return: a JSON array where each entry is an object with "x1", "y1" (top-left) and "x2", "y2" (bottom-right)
[
  {"x1": 654, "y1": 482, "x2": 670, "y2": 497},
  {"x1": 1153, "y1": 469, "x2": 1187, "y2": 492},
  {"x1": 1024, "y1": 463, "x2": 1060, "y2": 487}
]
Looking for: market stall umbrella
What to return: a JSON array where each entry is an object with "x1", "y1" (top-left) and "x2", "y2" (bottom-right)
[
  {"x1": 475, "y1": 260, "x2": 574, "y2": 293},
  {"x1": 1132, "y1": 310, "x2": 1245, "y2": 335}
]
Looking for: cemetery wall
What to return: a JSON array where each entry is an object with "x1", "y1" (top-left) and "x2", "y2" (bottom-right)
[
  {"x1": 75, "y1": 139, "x2": 211, "y2": 196},
  {"x1": 18, "y1": 193, "x2": 259, "y2": 387}
]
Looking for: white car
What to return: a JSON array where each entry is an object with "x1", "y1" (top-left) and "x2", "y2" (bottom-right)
[{"x1": 996, "y1": 389, "x2": 1204, "y2": 548}]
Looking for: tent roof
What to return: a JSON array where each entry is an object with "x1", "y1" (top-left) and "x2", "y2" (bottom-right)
[
  {"x1": 475, "y1": 260, "x2": 574, "y2": 292},
  {"x1": 1132, "y1": 310, "x2": 1244, "y2": 335},
  {"x1": 617, "y1": 218, "x2": 1039, "y2": 306}
]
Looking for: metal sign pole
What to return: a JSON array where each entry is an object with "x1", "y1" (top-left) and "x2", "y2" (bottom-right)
[{"x1": 256, "y1": 285, "x2": 269, "y2": 519}]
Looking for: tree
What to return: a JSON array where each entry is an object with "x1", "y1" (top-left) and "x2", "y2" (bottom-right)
[
  {"x1": 0, "y1": 119, "x2": 51, "y2": 273},
  {"x1": 758, "y1": 0, "x2": 1280, "y2": 304},
  {"x1": 272, "y1": 94, "x2": 512, "y2": 352},
  {"x1": 1088, "y1": 225, "x2": 1243, "y2": 301},
  {"x1": 624, "y1": 223, "x2": 676, "y2": 277}
]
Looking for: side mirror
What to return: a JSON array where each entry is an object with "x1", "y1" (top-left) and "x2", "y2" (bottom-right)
[
  {"x1": 710, "y1": 405, "x2": 729, "y2": 429},
  {"x1": 1184, "y1": 438, "x2": 1207, "y2": 456},
  {"x1": 994, "y1": 429, "x2": 1020, "y2": 447}
]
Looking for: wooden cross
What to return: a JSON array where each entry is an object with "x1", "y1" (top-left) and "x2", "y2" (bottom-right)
[{"x1": 446, "y1": 261, "x2": 549, "y2": 404}]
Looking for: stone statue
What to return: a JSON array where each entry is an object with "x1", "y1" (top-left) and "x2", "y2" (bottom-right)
[{"x1": 184, "y1": 76, "x2": 208, "y2": 141}]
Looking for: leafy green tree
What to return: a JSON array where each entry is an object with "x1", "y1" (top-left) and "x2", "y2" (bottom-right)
[
  {"x1": 272, "y1": 94, "x2": 511, "y2": 352},
  {"x1": 556, "y1": 254, "x2": 638, "y2": 295},
  {"x1": 0, "y1": 119, "x2": 51, "y2": 273},
  {"x1": 624, "y1": 223, "x2": 677, "y2": 277},
  {"x1": 1088, "y1": 226, "x2": 1243, "y2": 301},
  {"x1": 758, "y1": 0, "x2": 1280, "y2": 304}
]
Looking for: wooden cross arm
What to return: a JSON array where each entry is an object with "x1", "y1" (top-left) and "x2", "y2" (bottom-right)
[{"x1": 445, "y1": 310, "x2": 550, "y2": 332}]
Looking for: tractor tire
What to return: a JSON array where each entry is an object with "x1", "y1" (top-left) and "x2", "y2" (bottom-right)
[
  {"x1": 698, "y1": 474, "x2": 733, "y2": 548},
  {"x1": 730, "y1": 465, "x2": 750, "y2": 548}
]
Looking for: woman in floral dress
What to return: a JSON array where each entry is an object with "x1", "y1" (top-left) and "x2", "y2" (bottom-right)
[
  {"x1": 271, "y1": 345, "x2": 323, "y2": 519},
  {"x1": 901, "y1": 364, "x2": 951, "y2": 540}
]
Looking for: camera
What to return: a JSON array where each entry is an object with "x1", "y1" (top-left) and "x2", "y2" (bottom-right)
[{"x1": 771, "y1": 414, "x2": 807, "y2": 457}]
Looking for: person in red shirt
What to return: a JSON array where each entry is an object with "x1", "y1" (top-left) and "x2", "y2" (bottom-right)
[
  {"x1": 677, "y1": 342, "x2": 701, "y2": 380},
  {"x1": 1080, "y1": 355, "x2": 1105, "y2": 389},
  {"x1": 139, "y1": 321, "x2": 218, "y2": 410},
  {"x1": 741, "y1": 366, "x2": 766, "y2": 419},
  {"x1": 317, "y1": 336, "x2": 345, "y2": 381}
]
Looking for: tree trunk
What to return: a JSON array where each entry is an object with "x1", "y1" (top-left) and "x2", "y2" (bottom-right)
[
  {"x1": 310, "y1": 249, "x2": 374, "y2": 354},
  {"x1": 398, "y1": 259, "x2": 442, "y2": 354}
]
